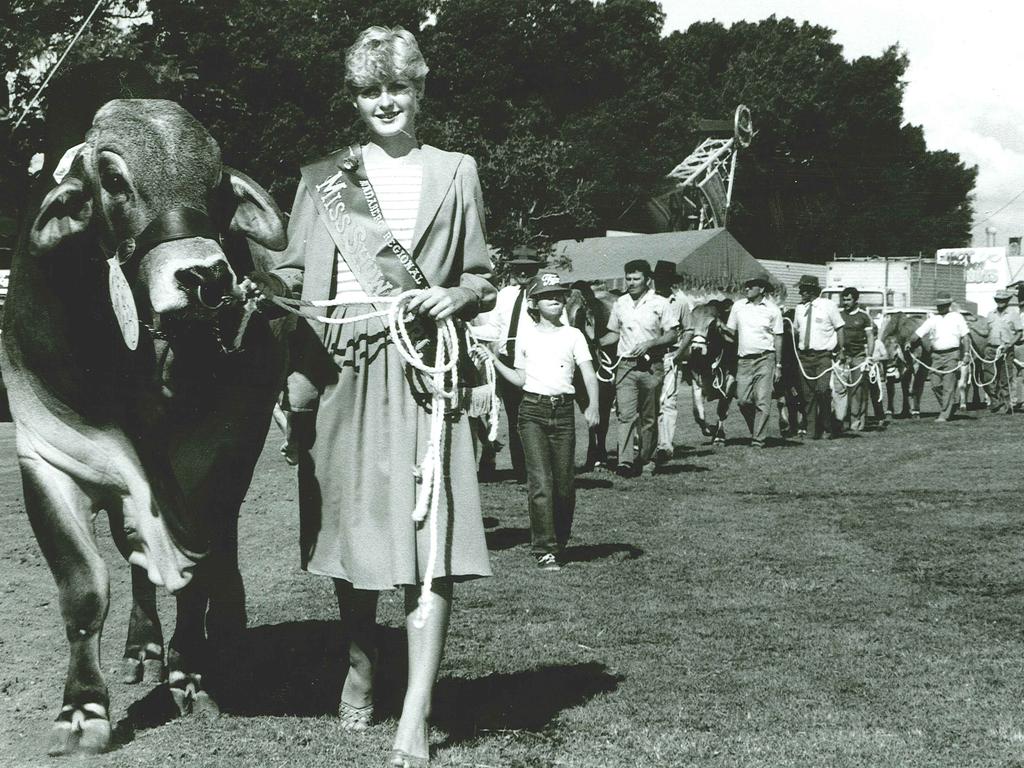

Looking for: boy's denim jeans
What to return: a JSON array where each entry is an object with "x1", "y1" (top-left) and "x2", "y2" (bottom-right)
[{"x1": 518, "y1": 393, "x2": 576, "y2": 555}]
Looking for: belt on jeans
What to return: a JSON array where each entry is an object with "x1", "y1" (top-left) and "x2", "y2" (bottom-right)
[
  {"x1": 933, "y1": 347, "x2": 958, "y2": 353},
  {"x1": 523, "y1": 392, "x2": 572, "y2": 406},
  {"x1": 739, "y1": 351, "x2": 772, "y2": 359}
]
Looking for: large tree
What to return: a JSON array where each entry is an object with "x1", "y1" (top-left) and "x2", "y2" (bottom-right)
[{"x1": 3, "y1": 2, "x2": 977, "y2": 263}]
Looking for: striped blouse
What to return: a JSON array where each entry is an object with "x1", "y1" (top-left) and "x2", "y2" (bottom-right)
[{"x1": 334, "y1": 146, "x2": 424, "y2": 301}]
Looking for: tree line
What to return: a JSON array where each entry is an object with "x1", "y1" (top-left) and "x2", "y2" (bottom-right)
[{"x1": 3, "y1": 0, "x2": 977, "y2": 263}]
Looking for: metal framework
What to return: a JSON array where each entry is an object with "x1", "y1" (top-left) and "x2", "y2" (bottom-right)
[{"x1": 661, "y1": 105, "x2": 754, "y2": 230}]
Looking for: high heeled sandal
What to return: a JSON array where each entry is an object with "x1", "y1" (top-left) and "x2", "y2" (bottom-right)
[
  {"x1": 387, "y1": 749, "x2": 428, "y2": 768},
  {"x1": 338, "y1": 700, "x2": 374, "y2": 732}
]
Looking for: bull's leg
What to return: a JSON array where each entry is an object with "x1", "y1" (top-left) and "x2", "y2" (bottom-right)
[
  {"x1": 167, "y1": 577, "x2": 220, "y2": 718},
  {"x1": 121, "y1": 566, "x2": 165, "y2": 684},
  {"x1": 585, "y1": 381, "x2": 613, "y2": 469},
  {"x1": 911, "y1": 367, "x2": 928, "y2": 416},
  {"x1": 21, "y1": 464, "x2": 112, "y2": 755},
  {"x1": 690, "y1": 381, "x2": 707, "y2": 434}
]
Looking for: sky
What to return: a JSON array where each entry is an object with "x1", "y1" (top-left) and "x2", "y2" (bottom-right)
[{"x1": 660, "y1": 0, "x2": 1024, "y2": 248}]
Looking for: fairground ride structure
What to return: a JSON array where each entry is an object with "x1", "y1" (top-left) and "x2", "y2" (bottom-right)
[{"x1": 650, "y1": 105, "x2": 754, "y2": 231}]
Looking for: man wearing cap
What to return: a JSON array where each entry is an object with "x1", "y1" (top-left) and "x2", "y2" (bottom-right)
[
  {"x1": 792, "y1": 275, "x2": 846, "y2": 439},
  {"x1": 599, "y1": 259, "x2": 680, "y2": 476},
  {"x1": 653, "y1": 260, "x2": 693, "y2": 462},
  {"x1": 983, "y1": 289, "x2": 1022, "y2": 414},
  {"x1": 907, "y1": 291, "x2": 969, "y2": 422},
  {"x1": 834, "y1": 286, "x2": 876, "y2": 432},
  {"x1": 475, "y1": 249, "x2": 541, "y2": 479},
  {"x1": 722, "y1": 276, "x2": 783, "y2": 447}
]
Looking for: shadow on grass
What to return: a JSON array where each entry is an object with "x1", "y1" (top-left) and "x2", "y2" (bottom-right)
[
  {"x1": 478, "y1": 468, "x2": 523, "y2": 484},
  {"x1": 653, "y1": 464, "x2": 709, "y2": 475},
  {"x1": 486, "y1": 527, "x2": 530, "y2": 550},
  {"x1": 575, "y1": 476, "x2": 614, "y2": 490},
  {"x1": 110, "y1": 624, "x2": 622, "y2": 749},
  {"x1": 432, "y1": 661, "x2": 623, "y2": 745},
  {"x1": 561, "y1": 543, "x2": 643, "y2": 563}
]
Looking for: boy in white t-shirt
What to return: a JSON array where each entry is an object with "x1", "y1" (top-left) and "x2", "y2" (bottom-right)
[{"x1": 489, "y1": 272, "x2": 599, "y2": 571}]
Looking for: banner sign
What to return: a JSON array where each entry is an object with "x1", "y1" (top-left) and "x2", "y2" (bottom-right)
[{"x1": 935, "y1": 247, "x2": 1006, "y2": 284}]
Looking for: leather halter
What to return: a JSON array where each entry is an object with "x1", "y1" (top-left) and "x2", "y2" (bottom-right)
[{"x1": 133, "y1": 207, "x2": 220, "y2": 261}]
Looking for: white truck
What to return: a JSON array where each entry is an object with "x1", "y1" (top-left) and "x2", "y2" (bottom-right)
[{"x1": 822, "y1": 257, "x2": 968, "y2": 319}]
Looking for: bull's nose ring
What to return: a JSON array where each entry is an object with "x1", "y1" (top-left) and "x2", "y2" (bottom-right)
[{"x1": 196, "y1": 283, "x2": 230, "y2": 309}]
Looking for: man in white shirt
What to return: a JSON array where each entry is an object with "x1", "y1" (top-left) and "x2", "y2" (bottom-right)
[
  {"x1": 792, "y1": 274, "x2": 846, "y2": 439},
  {"x1": 722, "y1": 276, "x2": 783, "y2": 448},
  {"x1": 653, "y1": 260, "x2": 693, "y2": 463},
  {"x1": 476, "y1": 250, "x2": 540, "y2": 479},
  {"x1": 908, "y1": 290, "x2": 969, "y2": 422},
  {"x1": 983, "y1": 289, "x2": 1023, "y2": 414},
  {"x1": 599, "y1": 259, "x2": 680, "y2": 476}
]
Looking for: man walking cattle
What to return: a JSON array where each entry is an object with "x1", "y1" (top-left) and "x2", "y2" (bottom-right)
[
  {"x1": 907, "y1": 291, "x2": 969, "y2": 422},
  {"x1": 982, "y1": 289, "x2": 1022, "y2": 414},
  {"x1": 600, "y1": 259, "x2": 680, "y2": 476},
  {"x1": 792, "y1": 275, "x2": 846, "y2": 439},
  {"x1": 722, "y1": 276, "x2": 783, "y2": 448},
  {"x1": 834, "y1": 287, "x2": 875, "y2": 432}
]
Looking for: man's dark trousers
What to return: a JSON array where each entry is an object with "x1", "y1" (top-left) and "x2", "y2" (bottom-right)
[{"x1": 798, "y1": 349, "x2": 833, "y2": 438}]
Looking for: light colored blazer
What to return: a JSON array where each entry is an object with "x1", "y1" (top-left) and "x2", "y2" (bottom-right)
[{"x1": 271, "y1": 144, "x2": 496, "y2": 317}]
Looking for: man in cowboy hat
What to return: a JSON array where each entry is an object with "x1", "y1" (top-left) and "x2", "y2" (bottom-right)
[
  {"x1": 983, "y1": 289, "x2": 1022, "y2": 414},
  {"x1": 474, "y1": 246, "x2": 542, "y2": 479},
  {"x1": 653, "y1": 260, "x2": 692, "y2": 462},
  {"x1": 722, "y1": 275, "x2": 783, "y2": 447},
  {"x1": 792, "y1": 274, "x2": 846, "y2": 439},
  {"x1": 907, "y1": 290, "x2": 970, "y2": 422}
]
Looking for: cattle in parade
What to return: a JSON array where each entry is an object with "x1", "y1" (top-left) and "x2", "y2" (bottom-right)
[
  {"x1": 1, "y1": 99, "x2": 290, "y2": 755},
  {"x1": 675, "y1": 299, "x2": 736, "y2": 444}
]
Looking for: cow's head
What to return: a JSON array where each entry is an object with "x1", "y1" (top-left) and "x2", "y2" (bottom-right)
[
  {"x1": 28, "y1": 99, "x2": 286, "y2": 342},
  {"x1": 685, "y1": 302, "x2": 725, "y2": 364}
]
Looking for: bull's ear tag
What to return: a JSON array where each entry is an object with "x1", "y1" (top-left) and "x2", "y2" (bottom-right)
[{"x1": 107, "y1": 255, "x2": 139, "y2": 350}]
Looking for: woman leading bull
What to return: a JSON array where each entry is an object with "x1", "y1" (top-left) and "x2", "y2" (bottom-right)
[{"x1": 255, "y1": 26, "x2": 494, "y2": 767}]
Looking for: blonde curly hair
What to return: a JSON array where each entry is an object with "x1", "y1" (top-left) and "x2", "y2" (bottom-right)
[{"x1": 345, "y1": 26, "x2": 429, "y2": 96}]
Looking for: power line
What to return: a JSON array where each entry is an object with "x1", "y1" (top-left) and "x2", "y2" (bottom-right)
[
  {"x1": 972, "y1": 185, "x2": 1024, "y2": 229},
  {"x1": 11, "y1": 0, "x2": 107, "y2": 132}
]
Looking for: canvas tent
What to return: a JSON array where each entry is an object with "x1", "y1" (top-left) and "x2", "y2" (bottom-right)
[{"x1": 553, "y1": 228, "x2": 776, "y2": 293}]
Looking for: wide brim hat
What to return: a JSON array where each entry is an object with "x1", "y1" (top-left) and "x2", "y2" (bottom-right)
[
  {"x1": 529, "y1": 271, "x2": 569, "y2": 298},
  {"x1": 653, "y1": 260, "x2": 678, "y2": 280},
  {"x1": 743, "y1": 276, "x2": 772, "y2": 289},
  {"x1": 796, "y1": 274, "x2": 821, "y2": 291},
  {"x1": 935, "y1": 291, "x2": 953, "y2": 305},
  {"x1": 995, "y1": 289, "x2": 1013, "y2": 301}
]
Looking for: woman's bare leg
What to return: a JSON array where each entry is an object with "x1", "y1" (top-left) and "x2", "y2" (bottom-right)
[
  {"x1": 334, "y1": 580, "x2": 378, "y2": 711},
  {"x1": 391, "y1": 580, "x2": 453, "y2": 760}
]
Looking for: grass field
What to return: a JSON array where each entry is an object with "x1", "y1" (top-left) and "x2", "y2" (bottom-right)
[{"x1": 2, "y1": 394, "x2": 1024, "y2": 768}]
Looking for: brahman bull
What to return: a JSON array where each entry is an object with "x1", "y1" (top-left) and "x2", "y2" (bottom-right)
[
  {"x1": 1, "y1": 99, "x2": 289, "y2": 755},
  {"x1": 676, "y1": 300, "x2": 735, "y2": 444}
]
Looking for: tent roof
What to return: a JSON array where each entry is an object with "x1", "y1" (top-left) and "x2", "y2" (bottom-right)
[{"x1": 554, "y1": 228, "x2": 772, "y2": 292}]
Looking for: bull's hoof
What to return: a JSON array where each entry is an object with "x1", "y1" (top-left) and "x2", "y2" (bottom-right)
[
  {"x1": 121, "y1": 645, "x2": 165, "y2": 684},
  {"x1": 169, "y1": 671, "x2": 220, "y2": 718},
  {"x1": 47, "y1": 704, "x2": 110, "y2": 755}
]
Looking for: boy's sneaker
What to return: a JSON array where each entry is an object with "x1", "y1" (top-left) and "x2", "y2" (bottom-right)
[{"x1": 536, "y1": 553, "x2": 561, "y2": 571}]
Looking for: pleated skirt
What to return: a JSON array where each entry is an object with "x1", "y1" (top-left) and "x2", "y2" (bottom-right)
[{"x1": 297, "y1": 305, "x2": 492, "y2": 590}]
